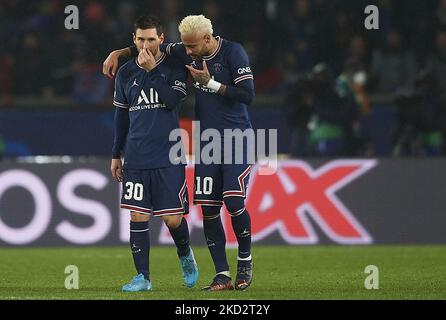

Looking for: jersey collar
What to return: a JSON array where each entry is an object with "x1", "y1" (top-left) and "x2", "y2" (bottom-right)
[{"x1": 203, "y1": 36, "x2": 222, "y2": 61}]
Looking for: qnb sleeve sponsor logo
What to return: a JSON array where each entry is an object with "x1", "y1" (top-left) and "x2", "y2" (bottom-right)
[
  {"x1": 158, "y1": 160, "x2": 377, "y2": 245},
  {"x1": 174, "y1": 80, "x2": 187, "y2": 89},
  {"x1": 237, "y1": 67, "x2": 252, "y2": 74}
]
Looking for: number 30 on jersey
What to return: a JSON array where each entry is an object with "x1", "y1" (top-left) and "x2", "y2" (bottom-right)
[{"x1": 124, "y1": 182, "x2": 144, "y2": 200}]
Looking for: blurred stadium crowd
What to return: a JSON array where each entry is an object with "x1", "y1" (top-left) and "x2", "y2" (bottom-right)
[{"x1": 1, "y1": 0, "x2": 446, "y2": 156}]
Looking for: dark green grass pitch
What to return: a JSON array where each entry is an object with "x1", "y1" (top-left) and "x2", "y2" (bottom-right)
[{"x1": 0, "y1": 246, "x2": 445, "y2": 299}]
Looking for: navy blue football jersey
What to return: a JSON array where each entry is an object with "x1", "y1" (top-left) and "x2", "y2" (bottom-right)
[
  {"x1": 164, "y1": 37, "x2": 255, "y2": 132},
  {"x1": 113, "y1": 53, "x2": 187, "y2": 169}
]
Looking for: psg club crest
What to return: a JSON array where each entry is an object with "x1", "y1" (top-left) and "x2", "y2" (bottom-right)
[{"x1": 213, "y1": 63, "x2": 223, "y2": 73}]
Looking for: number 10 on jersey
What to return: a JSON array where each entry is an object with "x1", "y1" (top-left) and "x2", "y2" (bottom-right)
[{"x1": 195, "y1": 177, "x2": 213, "y2": 195}]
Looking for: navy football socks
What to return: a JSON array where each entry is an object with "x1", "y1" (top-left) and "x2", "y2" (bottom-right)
[
  {"x1": 203, "y1": 216, "x2": 230, "y2": 274},
  {"x1": 231, "y1": 210, "x2": 252, "y2": 260},
  {"x1": 168, "y1": 217, "x2": 191, "y2": 257},
  {"x1": 130, "y1": 221, "x2": 150, "y2": 280}
]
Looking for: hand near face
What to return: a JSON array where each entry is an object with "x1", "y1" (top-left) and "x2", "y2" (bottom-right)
[
  {"x1": 138, "y1": 48, "x2": 156, "y2": 71},
  {"x1": 185, "y1": 60, "x2": 211, "y2": 86}
]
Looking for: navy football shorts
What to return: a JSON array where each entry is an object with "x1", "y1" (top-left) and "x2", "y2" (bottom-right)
[
  {"x1": 193, "y1": 163, "x2": 252, "y2": 207},
  {"x1": 120, "y1": 165, "x2": 189, "y2": 217}
]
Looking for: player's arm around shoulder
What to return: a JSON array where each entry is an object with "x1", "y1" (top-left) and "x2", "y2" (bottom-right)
[
  {"x1": 102, "y1": 41, "x2": 189, "y2": 79},
  {"x1": 166, "y1": 42, "x2": 190, "y2": 61},
  {"x1": 103, "y1": 47, "x2": 133, "y2": 79}
]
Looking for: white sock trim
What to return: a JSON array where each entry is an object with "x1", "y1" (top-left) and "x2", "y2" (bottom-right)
[
  {"x1": 130, "y1": 228, "x2": 150, "y2": 232},
  {"x1": 237, "y1": 255, "x2": 252, "y2": 261},
  {"x1": 216, "y1": 271, "x2": 231, "y2": 278}
]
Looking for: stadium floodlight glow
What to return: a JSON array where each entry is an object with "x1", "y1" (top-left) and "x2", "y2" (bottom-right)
[{"x1": 16, "y1": 156, "x2": 74, "y2": 164}]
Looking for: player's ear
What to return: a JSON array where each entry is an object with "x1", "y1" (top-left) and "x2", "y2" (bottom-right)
[
  {"x1": 204, "y1": 34, "x2": 211, "y2": 43},
  {"x1": 132, "y1": 33, "x2": 136, "y2": 45},
  {"x1": 159, "y1": 33, "x2": 165, "y2": 44}
]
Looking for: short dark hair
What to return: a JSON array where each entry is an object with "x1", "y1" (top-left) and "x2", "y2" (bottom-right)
[{"x1": 133, "y1": 15, "x2": 163, "y2": 35}]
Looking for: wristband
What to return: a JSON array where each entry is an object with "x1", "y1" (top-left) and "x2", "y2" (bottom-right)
[{"x1": 206, "y1": 79, "x2": 222, "y2": 92}]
